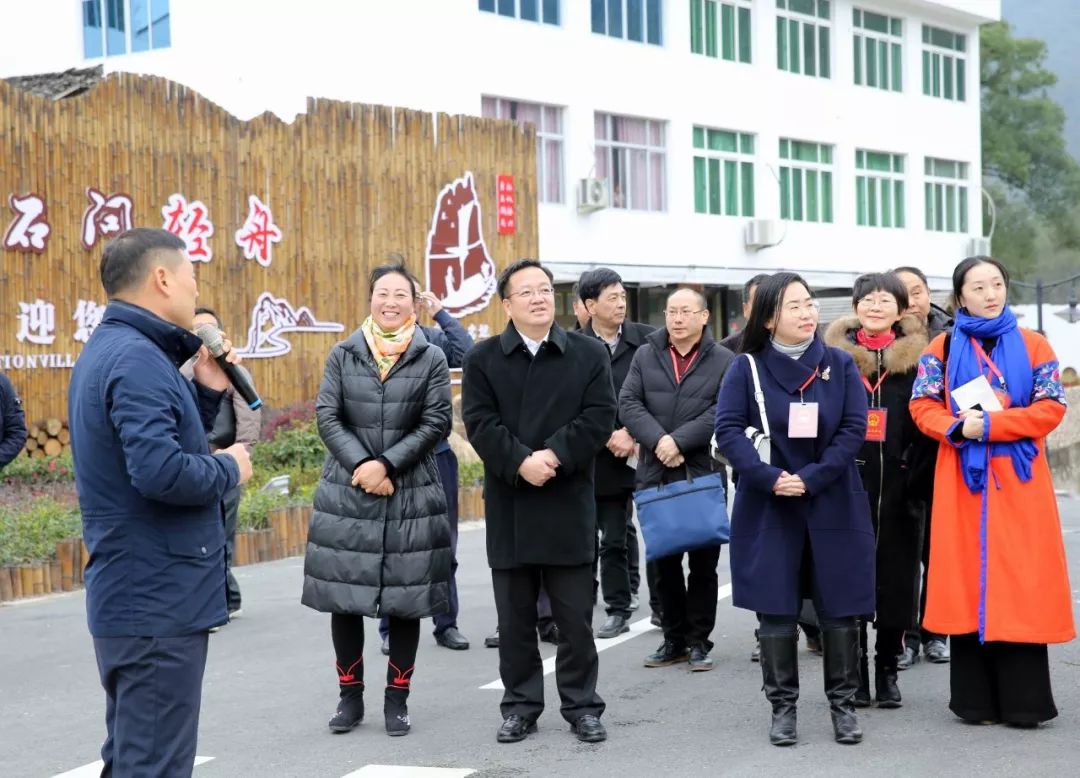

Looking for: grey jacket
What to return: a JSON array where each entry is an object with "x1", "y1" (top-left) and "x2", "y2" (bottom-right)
[{"x1": 302, "y1": 327, "x2": 453, "y2": 618}]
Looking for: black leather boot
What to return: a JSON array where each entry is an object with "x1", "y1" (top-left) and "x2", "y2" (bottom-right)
[
  {"x1": 874, "y1": 656, "x2": 902, "y2": 708},
  {"x1": 759, "y1": 634, "x2": 799, "y2": 746},
  {"x1": 328, "y1": 686, "x2": 364, "y2": 733},
  {"x1": 854, "y1": 622, "x2": 871, "y2": 708},
  {"x1": 822, "y1": 627, "x2": 864, "y2": 745},
  {"x1": 384, "y1": 686, "x2": 411, "y2": 736}
]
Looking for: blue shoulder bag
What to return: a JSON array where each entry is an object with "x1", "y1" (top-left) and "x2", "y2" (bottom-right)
[{"x1": 633, "y1": 467, "x2": 729, "y2": 561}]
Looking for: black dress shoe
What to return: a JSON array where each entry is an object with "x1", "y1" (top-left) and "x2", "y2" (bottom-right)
[
  {"x1": 596, "y1": 614, "x2": 630, "y2": 639},
  {"x1": 571, "y1": 714, "x2": 607, "y2": 743},
  {"x1": 484, "y1": 628, "x2": 500, "y2": 648},
  {"x1": 644, "y1": 639, "x2": 689, "y2": 667},
  {"x1": 496, "y1": 714, "x2": 537, "y2": 743},
  {"x1": 688, "y1": 646, "x2": 714, "y2": 672},
  {"x1": 538, "y1": 623, "x2": 560, "y2": 645},
  {"x1": 435, "y1": 627, "x2": 470, "y2": 650},
  {"x1": 380, "y1": 636, "x2": 390, "y2": 656}
]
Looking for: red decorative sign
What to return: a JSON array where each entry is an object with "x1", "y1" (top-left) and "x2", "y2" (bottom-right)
[
  {"x1": 497, "y1": 174, "x2": 516, "y2": 235},
  {"x1": 424, "y1": 171, "x2": 497, "y2": 318}
]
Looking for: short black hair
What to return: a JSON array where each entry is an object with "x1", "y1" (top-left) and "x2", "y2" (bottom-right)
[
  {"x1": 100, "y1": 228, "x2": 186, "y2": 297},
  {"x1": 498, "y1": 258, "x2": 553, "y2": 300},
  {"x1": 666, "y1": 287, "x2": 707, "y2": 309},
  {"x1": 193, "y1": 306, "x2": 222, "y2": 328},
  {"x1": 369, "y1": 260, "x2": 419, "y2": 299},
  {"x1": 892, "y1": 266, "x2": 928, "y2": 287},
  {"x1": 952, "y1": 256, "x2": 1010, "y2": 306},
  {"x1": 740, "y1": 272, "x2": 813, "y2": 354},
  {"x1": 743, "y1": 273, "x2": 771, "y2": 304},
  {"x1": 852, "y1": 272, "x2": 910, "y2": 311},
  {"x1": 578, "y1": 268, "x2": 624, "y2": 303}
]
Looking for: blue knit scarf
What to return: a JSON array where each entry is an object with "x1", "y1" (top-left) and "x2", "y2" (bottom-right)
[{"x1": 947, "y1": 307, "x2": 1036, "y2": 494}]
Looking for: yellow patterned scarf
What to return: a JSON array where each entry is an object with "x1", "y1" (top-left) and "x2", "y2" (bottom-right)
[{"x1": 361, "y1": 315, "x2": 416, "y2": 381}]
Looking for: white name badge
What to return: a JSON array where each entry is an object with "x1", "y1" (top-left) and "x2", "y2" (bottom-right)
[
  {"x1": 788, "y1": 402, "x2": 819, "y2": 438},
  {"x1": 951, "y1": 374, "x2": 1004, "y2": 412}
]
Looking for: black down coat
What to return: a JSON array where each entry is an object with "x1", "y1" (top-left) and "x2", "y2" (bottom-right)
[
  {"x1": 302, "y1": 327, "x2": 453, "y2": 618},
  {"x1": 824, "y1": 314, "x2": 933, "y2": 629}
]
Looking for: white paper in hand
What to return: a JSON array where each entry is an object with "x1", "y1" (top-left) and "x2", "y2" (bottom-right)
[{"x1": 951, "y1": 374, "x2": 1003, "y2": 412}]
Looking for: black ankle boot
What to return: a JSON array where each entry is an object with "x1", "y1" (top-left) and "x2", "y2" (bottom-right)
[
  {"x1": 822, "y1": 627, "x2": 863, "y2": 745},
  {"x1": 759, "y1": 635, "x2": 799, "y2": 746},
  {"x1": 384, "y1": 686, "x2": 411, "y2": 736},
  {"x1": 328, "y1": 687, "x2": 364, "y2": 733},
  {"x1": 874, "y1": 658, "x2": 902, "y2": 708}
]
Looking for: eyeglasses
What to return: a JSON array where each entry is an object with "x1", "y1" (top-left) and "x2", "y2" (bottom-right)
[
  {"x1": 781, "y1": 300, "x2": 820, "y2": 315},
  {"x1": 856, "y1": 296, "x2": 899, "y2": 309},
  {"x1": 508, "y1": 286, "x2": 555, "y2": 300},
  {"x1": 664, "y1": 308, "x2": 706, "y2": 318}
]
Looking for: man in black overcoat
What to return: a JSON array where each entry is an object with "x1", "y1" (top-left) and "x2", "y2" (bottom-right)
[{"x1": 462, "y1": 259, "x2": 616, "y2": 745}]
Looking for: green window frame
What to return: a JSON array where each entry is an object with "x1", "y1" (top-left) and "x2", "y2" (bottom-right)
[
  {"x1": 856, "y1": 149, "x2": 905, "y2": 228},
  {"x1": 853, "y1": 8, "x2": 902, "y2": 92},
  {"x1": 921, "y1": 24, "x2": 966, "y2": 102},
  {"x1": 779, "y1": 137, "x2": 833, "y2": 222},
  {"x1": 693, "y1": 126, "x2": 755, "y2": 216},
  {"x1": 690, "y1": 0, "x2": 752, "y2": 63},
  {"x1": 924, "y1": 157, "x2": 969, "y2": 233},
  {"x1": 776, "y1": 0, "x2": 831, "y2": 79}
]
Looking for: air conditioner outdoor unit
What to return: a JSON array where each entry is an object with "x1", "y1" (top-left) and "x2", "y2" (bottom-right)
[
  {"x1": 968, "y1": 237, "x2": 992, "y2": 257},
  {"x1": 577, "y1": 177, "x2": 609, "y2": 213},
  {"x1": 745, "y1": 219, "x2": 783, "y2": 249}
]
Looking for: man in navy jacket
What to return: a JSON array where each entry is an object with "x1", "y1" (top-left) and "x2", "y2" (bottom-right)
[
  {"x1": 0, "y1": 371, "x2": 28, "y2": 471},
  {"x1": 68, "y1": 228, "x2": 252, "y2": 777}
]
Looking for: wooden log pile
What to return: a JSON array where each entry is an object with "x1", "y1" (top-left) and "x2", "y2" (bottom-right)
[{"x1": 23, "y1": 417, "x2": 70, "y2": 459}]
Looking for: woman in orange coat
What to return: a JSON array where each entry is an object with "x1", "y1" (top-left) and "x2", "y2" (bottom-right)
[{"x1": 909, "y1": 256, "x2": 1074, "y2": 727}]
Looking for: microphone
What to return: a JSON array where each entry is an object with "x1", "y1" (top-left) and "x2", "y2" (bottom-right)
[{"x1": 194, "y1": 323, "x2": 263, "y2": 410}]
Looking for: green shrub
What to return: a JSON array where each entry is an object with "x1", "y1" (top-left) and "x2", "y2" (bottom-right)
[
  {"x1": 1, "y1": 451, "x2": 76, "y2": 485},
  {"x1": 237, "y1": 489, "x2": 292, "y2": 532},
  {"x1": 459, "y1": 459, "x2": 484, "y2": 487},
  {"x1": 251, "y1": 421, "x2": 326, "y2": 472},
  {"x1": 0, "y1": 498, "x2": 82, "y2": 565}
]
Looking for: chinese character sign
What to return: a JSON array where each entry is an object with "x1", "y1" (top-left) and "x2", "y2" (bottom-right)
[
  {"x1": 161, "y1": 193, "x2": 214, "y2": 262},
  {"x1": 466, "y1": 323, "x2": 492, "y2": 341},
  {"x1": 235, "y1": 195, "x2": 283, "y2": 268},
  {"x1": 72, "y1": 299, "x2": 106, "y2": 343},
  {"x1": 16, "y1": 299, "x2": 57, "y2": 345},
  {"x1": 497, "y1": 175, "x2": 516, "y2": 235},
  {"x1": 81, "y1": 188, "x2": 134, "y2": 249},
  {"x1": 3, "y1": 193, "x2": 51, "y2": 253}
]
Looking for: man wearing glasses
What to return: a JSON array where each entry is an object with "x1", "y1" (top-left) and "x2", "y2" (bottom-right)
[{"x1": 462, "y1": 259, "x2": 616, "y2": 745}]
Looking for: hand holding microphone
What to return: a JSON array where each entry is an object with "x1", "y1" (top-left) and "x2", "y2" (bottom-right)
[{"x1": 194, "y1": 323, "x2": 263, "y2": 410}]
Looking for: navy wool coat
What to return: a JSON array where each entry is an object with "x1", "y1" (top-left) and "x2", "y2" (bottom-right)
[{"x1": 713, "y1": 336, "x2": 875, "y2": 618}]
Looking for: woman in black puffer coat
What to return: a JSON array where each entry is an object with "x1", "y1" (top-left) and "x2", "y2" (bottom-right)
[{"x1": 302, "y1": 262, "x2": 452, "y2": 737}]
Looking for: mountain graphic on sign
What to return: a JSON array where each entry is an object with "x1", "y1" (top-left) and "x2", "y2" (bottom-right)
[
  {"x1": 236, "y1": 292, "x2": 344, "y2": 358},
  {"x1": 425, "y1": 171, "x2": 497, "y2": 318}
]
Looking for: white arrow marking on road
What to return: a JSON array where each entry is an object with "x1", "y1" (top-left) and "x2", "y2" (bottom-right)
[
  {"x1": 480, "y1": 583, "x2": 733, "y2": 690},
  {"x1": 52, "y1": 756, "x2": 213, "y2": 777},
  {"x1": 340, "y1": 767, "x2": 475, "y2": 777}
]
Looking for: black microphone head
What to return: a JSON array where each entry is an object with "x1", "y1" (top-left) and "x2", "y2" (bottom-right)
[{"x1": 194, "y1": 323, "x2": 226, "y2": 357}]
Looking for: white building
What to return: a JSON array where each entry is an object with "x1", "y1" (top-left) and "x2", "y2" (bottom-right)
[{"x1": 1, "y1": 0, "x2": 1001, "y2": 332}]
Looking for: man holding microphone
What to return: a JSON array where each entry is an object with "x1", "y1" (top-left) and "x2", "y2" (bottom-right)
[{"x1": 68, "y1": 227, "x2": 253, "y2": 777}]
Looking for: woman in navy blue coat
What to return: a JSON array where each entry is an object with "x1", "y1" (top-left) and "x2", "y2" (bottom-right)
[{"x1": 714, "y1": 273, "x2": 874, "y2": 747}]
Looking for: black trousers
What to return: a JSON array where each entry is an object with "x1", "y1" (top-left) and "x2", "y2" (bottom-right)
[
  {"x1": 492, "y1": 564, "x2": 605, "y2": 723},
  {"x1": 221, "y1": 486, "x2": 242, "y2": 612},
  {"x1": 654, "y1": 545, "x2": 721, "y2": 651},
  {"x1": 859, "y1": 620, "x2": 904, "y2": 670},
  {"x1": 94, "y1": 633, "x2": 209, "y2": 778},
  {"x1": 382, "y1": 448, "x2": 460, "y2": 639},
  {"x1": 627, "y1": 514, "x2": 641, "y2": 595},
  {"x1": 949, "y1": 633, "x2": 1058, "y2": 724},
  {"x1": 333, "y1": 613, "x2": 420, "y2": 693},
  {"x1": 907, "y1": 502, "x2": 944, "y2": 648},
  {"x1": 596, "y1": 493, "x2": 634, "y2": 616}
]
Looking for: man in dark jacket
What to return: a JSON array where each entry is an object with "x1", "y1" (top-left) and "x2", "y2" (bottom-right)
[
  {"x1": 379, "y1": 287, "x2": 474, "y2": 652},
  {"x1": 0, "y1": 371, "x2": 28, "y2": 471},
  {"x1": 720, "y1": 274, "x2": 770, "y2": 353},
  {"x1": 68, "y1": 228, "x2": 253, "y2": 776},
  {"x1": 462, "y1": 259, "x2": 616, "y2": 745},
  {"x1": 620, "y1": 288, "x2": 734, "y2": 672},
  {"x1": 579, "y1": 268, "x2": 654, "y2": 638},
  {"x1": 893, "y1": 265, "x2": 952, "y2": 667}
]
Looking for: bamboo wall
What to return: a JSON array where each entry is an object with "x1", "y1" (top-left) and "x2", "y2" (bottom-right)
[{"x1": 0, "y1": 73, "x2": 536, "y2": 425}]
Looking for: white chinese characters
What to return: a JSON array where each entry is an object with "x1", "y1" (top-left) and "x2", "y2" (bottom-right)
[
  {"x1": 3, "y1": 193, "x2": 51, "y2": 253},
  {"x1": 73, "y1": 300, "x2": 107, "y2": 343},
  {"x1": 16, "y1": 299, "x2": 57, "y2": 345},
  {"x1": 81, "y1": 188, "x2": 134, "y2": 249},
  {"x1": 235, "y1": 195, "x2": 283, "y2": 268},
  {"x1": 162, "y1": 193, "x2": 215, "y2": 262}
]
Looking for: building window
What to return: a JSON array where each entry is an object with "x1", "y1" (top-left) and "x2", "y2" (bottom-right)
[
  {"x1": 591, "y1": 0, "x2": 663, "y2": 45},
  {"x1": 856, "y1": 149, "x2": 905, "y2": 228},
  {"x1": 479, "y1": 0, "x2": 560, "y2": 25},
  {"x1": 482, "y1": 97, "x2": 565, "y2": 204},
  {"x1": 776, "y1": 0, "x2": 831, "y2": 78},
  {"x1": 690, "y1": 0, "x2": 752, "y2": 63},
  {"x1": 779, "y1": 138, "x2": 833, "y2": 222},
  {"x1": 922, "y1": 24, "x2": 966, "y2": 101},
  {"x1": 693, "y1": 127, "x2": 755, "y2": 216},
  {"x1": 853, "y1": 8, "x2": 901, "y2": 92},
  {"x1": 83, "y1": 0, "x2": 170, "y2": 58},
  {"x1": 925, "y1": 157, "x2": 969, "y2": 233},
  {"x1": 595, "y1": 113, "x2": 666, "y2": 211}
]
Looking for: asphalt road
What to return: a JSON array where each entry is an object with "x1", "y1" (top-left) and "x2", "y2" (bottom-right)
[{"x1": 3, "y1": 499, "x2": 1079, "y2": 778}]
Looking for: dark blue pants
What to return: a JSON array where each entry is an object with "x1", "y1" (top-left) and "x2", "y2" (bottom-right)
[
  {"x1": 381, "y1": 448, "x2": 459, "y2": 639},
  {"x1": 93, "y1": 633, "x2": 209, "y2": 777}
]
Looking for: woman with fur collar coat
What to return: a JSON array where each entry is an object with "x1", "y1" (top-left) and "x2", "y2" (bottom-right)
[{"x1": 824, "y1": 272, "x2": 933, "y2": 711}]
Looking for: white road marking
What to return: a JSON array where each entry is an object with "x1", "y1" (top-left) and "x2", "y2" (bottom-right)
[
  {"x1": 480, "y1": 583, "x2": 733, "y2": 690},
  {"x1": 340, "y1": 767, "x2": 475, "y2": 778},
  {"x1": 52, "y1": 756, "x2": 213, "y2": 777}
]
